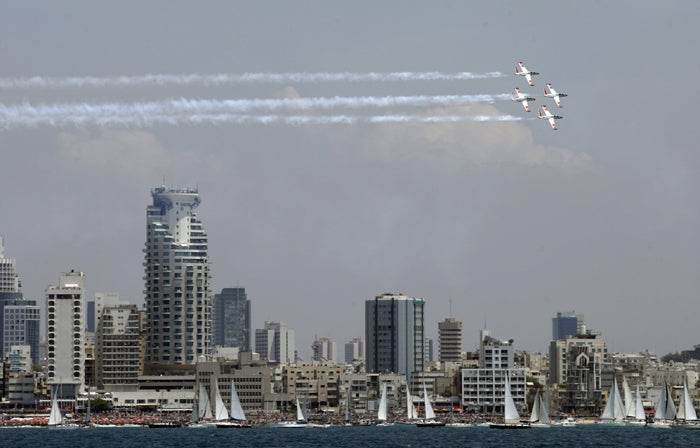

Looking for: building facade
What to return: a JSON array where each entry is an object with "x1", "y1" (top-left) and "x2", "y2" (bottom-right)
[
  {"x1": 213, "y1": 287, "x2": 250, "y2": 351},
  {"x1": 438, "y1": 317, "x2": 463, "y2": 363},
  {"x1": 311, "y1": 336, "x2": 336, "y2": 363},
  {"x1": 255, "y1": 321, "x2": 295, "y2": 365},
  {"x1": 552, "y1": 311, "x2": 583, "y2": 340},
  {"x1": 344, "y1": 338, "x2": 365, "y2": 364},
  {"x1": 46, "y1": 270, "x2": 86, "y2": 397},
  {"x1": 96, "y1": 304, "x2": 144, "y2": 391},
  {"x1": 365, "y1": 293, "x2": 425, "y2": 379},
  {"x1": 144, "y1": 186, "x2": 211, "y2": 369}
]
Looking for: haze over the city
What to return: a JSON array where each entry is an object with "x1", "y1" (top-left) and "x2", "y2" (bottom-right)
[{"x1": 1, "y1": 1, "x2": 698, "y2": 358}]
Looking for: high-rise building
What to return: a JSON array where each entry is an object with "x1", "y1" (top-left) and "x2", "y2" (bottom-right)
[
  {"x1": 144, "y1": 186, "x2": 211, "y2": 369},
  {"x1": 552, "y1": 311, "x2": 583, "y2": 340},
  {"x1": 0, "y1": 237, "x2": 38, "y2": 365},
  {"x1": 344, "y1": 338, "x2": 365, "y2": 364},
  {"x1": 46, "y1": 270, "x2": 86, "y2": 397},
  {"x1": 213, "y1": 287, "x2": 250, "y2": 351},
  {"x1": 311, "y1": 336, "x2": 336, "y2": 362},
  {"x1": 255, "y1": 321, "x2": 295, "y2": 365},
  {"x1": 365, "y1": 293, "x2": 425, "y2": 379},
  {"x1": 438, "y1": 317, "x2": 463, "y2": 363},
  {"x1": 96, "y1": 304, "x2": 143, "y2": 390}
]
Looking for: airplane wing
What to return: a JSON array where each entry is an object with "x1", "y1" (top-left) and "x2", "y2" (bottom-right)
[
  {"x1": 553, "y1": 94, "x2": 562, "y2": 108},
  {"x1": 524, "y1": 74, "x2": 534, "y2": 86},
  {"x1": 548, "y1": 117, "x2": 558, "y2": 130},
  {"x1": 521, "y1": 99, "x2": 531, "y2": 112}
]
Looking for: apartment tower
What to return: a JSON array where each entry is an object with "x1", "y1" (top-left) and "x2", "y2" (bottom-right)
[{"x1": 144, "y1": 186, "x2": 210, "y2": 370}]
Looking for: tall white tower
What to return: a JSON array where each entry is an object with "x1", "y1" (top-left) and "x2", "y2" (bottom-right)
[
  {"x1": 46, "y1": 270, "x2": 86, "y2": 397},
  {"x1": 144, "y1": 186, "x2": 210, "y2": 369}
]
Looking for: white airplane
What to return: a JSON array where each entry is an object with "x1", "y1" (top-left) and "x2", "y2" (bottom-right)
[
  {"x1": 515, "y1": 61, "x2": 539, "y2": 86},
  {"x1": 511, "y1": 87, "x2": 535, "y2": 112},
  {"x1": 538, "y1": 105, "x2": 563, "y2": 130},
  {"x1": 543, "y1": 83, "x2": 568, "y2": 108}
]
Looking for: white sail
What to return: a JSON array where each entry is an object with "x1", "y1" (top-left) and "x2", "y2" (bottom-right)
[
  {"x1": 406, "y1": 388, "x2": 416, "y2": 420},
  {"x1": 199, "y1": 384, "x2": 213, "y2": 420},
  {"x1": 48, "y1": 387, "x2": 64, "y2": 426},
  {"x1": 623, "y1": 377, "x2": 635, "y2": 418},
  {"x1": 664, "y1": 383, "x2": 677, "y2": 420},
  {"x1": 377, "y1": 383, "x2": 388, "y2": 422},
  {"x1": 229, "y1": 380, "x2": 247, "y2": 421},
  {"x1": 423, "y1": 386, "x2": 436, "y2": 420},
  {"x1": 214, "y1": 384, "x2": 230, "y2": 421},
  {"x1": 541, "y1": 387, "x2": 551, "y2": 424},
  {"x1": 295, "y1": 398, "x2": 306, "y2": 422},
  {"x1": 634, "y1": 385, "x2": 646, "y2": 421},
  {"x1": 503, "y1": 376, "x2": 520, "y2": 424},
  {"x1": 654, "y1": 381, "x2": 668, "y2": 420},
  {"x1": 529, "y1": 391, "x2": 541, "y2": 423},
  {"x1": 678, "y1": 377, "x2": 698, "y2": 421},
  {"x1": 601, "y1": 379, "x2": 626, "y2": 422}
]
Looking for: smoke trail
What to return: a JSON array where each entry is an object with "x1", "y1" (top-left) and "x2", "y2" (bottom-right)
[
  {"x1": 0, "y1": 71, "x2": 506, "y2": 89},
  {"x1": 0, "y1": 111, "x2": 524, "y2": 129},
  {"x1": 0, "y1": 94, "x2": 511, "y2": 122}
]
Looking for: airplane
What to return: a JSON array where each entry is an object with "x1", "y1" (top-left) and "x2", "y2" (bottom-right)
[
  {"x1": 511, "y1": 87, "x2": 536, "y2": 112},
  {"x1": 515, "y1": 61, "x2": 539, "y2": 86},
  {"x1": 543, "y1": 83, "x2": 568, "y2": 108},
  {"x1": 538, "y1": 105, "x2": 563, "y2": 130}
]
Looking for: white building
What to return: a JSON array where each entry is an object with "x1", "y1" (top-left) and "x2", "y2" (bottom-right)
[
  {"x1": 344, "y1": 337, "x2": 365, "y2": 364},
  {"x1": 46, "y1": 270, "x2": 86, "y2": 397},
  {"x1": 312, "y1": 336, "x2": 336, "y2": 362},
  {"x1": 255, "y1": 321, "x2": 295, "y2": 365},
  {"x1": 144, "y1": 186, "x2": 211, "y2": 369}
]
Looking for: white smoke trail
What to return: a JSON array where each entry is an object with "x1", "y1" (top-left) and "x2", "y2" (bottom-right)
[
  {"x1": 0, "y1": 111, "x2": 524, "y2": 129},
  {"x1": 0, "y1": 71, "x2": 506, "y2": 89},
  {"x1": 0, "y1": 94, "x2": 511, "y2": 121}
]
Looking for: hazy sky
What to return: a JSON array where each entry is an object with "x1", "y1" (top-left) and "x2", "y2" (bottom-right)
[{"x1": 1, "y1": 1, "x2": 699, "y2": 359}]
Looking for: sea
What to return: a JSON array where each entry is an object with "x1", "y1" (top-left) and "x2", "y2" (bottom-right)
[{"x1": 1, "y1": 424, "x2": 699, "y2": 448}]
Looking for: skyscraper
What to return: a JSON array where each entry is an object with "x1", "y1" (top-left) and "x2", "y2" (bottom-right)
[
  {"x1": 144, "y1": 186, "x2": 211, "y2": 369},
  {"x1": 0, "y1": 237, "x2": 39, "y2": 366},
  {"x1": 96, "y1": 304, "x2": 143, "y2": 390},
  {"x1": 255, "y1": 321, "x2": 295, "y2": 365},
  {"x1": 311, "y1": 336, "x2": 336, "y2": 362},
  {"x1": 344, "y1": 337, "x2": 365, "y2": 364},
  {"x1": 365, "y1": 293, "x2": 425, "y2": 378},
  {"x1": 213, "y1": 287, "x2": 250, "y2": 351},
  {"x1": 438, "y1": 317, "x2": 463, "y2": 363},
  {"x1": 552, "y1": 311, "x2": 583, "y2": 340},
  {"x1": 46, "y1": 270, "x2": 86, "y2": 397}
]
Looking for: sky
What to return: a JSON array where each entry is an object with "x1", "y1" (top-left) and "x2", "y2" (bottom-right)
[{"x1": 1, "y1": 1, "x2": 699, "y2": 359}]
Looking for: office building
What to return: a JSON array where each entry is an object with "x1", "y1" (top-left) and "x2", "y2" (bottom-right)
[
  {"x1": 438, "y1": 317, "x2": 463, "y2": 363},
  {"x1": 365, "y1": 293, "x2": 425, "y2": 379},
  {"x1": 213, "y1": 287, "x2": 250, "y2": 351},
  {"x1": 255, "y1": 321, "x2": 295, "y2": 365},
  {"x1": 311, "y1": 336, "x2": 336, "y2": 362},
  {"x1": 344, "y1": 337, "x2": 365, "y2": 364},
  {"x1": 552, "y1": 311, "x2": 584, "y2": 340},
  {"x1": 96, "y1": 304, "x2": 143, "y2": 391},
  {"x1": 46, "y1": 270, "x2": 86, "y2": 397},
  {"x1": 144, "y1": 186, "x2": 211, "y2": 369}
]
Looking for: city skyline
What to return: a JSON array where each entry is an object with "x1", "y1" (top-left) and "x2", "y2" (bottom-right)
[{"x1": 2, "y1": 2, "x2": 699, "y2": 357}]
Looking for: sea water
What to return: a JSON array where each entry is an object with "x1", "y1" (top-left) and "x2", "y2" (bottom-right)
[{"x1": 0, "y1": 424, "x2": 698, "y2": 448}]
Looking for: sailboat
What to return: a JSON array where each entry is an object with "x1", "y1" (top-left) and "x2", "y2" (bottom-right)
[
  {"x1": 217, "y1": 380, "x2": 252, "y2": 428},
  {"x1": 599, "y1": 378, "x2": 626, "y2": 424},
  {"x1": 625, "y1": 384, "x2": 647, "y2": 425},
  {"x1": 188, "y1": 384, "x2": 216, "y2": 428},
  {"x1": 649, "y1": 381, "x2": 676, "y2": 428},
  {"x1": 528, "y1": 389, "x2": 551, "y2": 427},
  {"x1": 213, "y1": 382, "x2": 230, "y2": 422},
  {"x1": 274, "y1": 397, "x2": 308, "y2": 428},
  {"x1": 674, "y1": 377, "x2": 700, "y2": 428},
  {"x1": 416, "y1": 385, "x2": 445, "y2": 427},
  {"x1": 48, "y1": 387, "x2": 65, "y2": 427},
  {"x1": 396, "y1": 387, "x2": 417, "y2": 424},
  {"x1": 490, "y1": 376, "x2": 530, "y2": 429},
  {"x1": 376, "y1": 382, "x2": 391, "y2": 425},
  {"x1": 148, "y1": 389, "x2": 182, "y2": 428}
]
